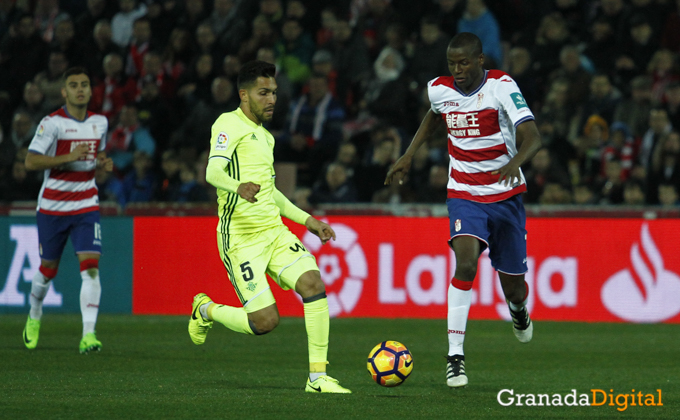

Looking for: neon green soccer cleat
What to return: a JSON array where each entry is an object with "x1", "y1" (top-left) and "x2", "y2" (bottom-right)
[
  {"x1": 23, "y1": 317, "x2": 41, "y2": 349},
  {"x1": 305, "y1": 376, "x2": 352, "y2": 394},
  {"x1": 79, "y1": 332, "x2": 102, "y2": 354},
  {"x1": 188, "y1": 293, "x2": 213, "y2": 345}
]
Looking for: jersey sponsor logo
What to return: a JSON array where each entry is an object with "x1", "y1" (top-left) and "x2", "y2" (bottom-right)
[
  {"x1": 65, "y1": 128, "x2": 77, "y2": 133},
  {"x1": 601, "y1": 223, "x2": 680, "y2": 322},
  {"x1": 215, "y1": 132, "x2": 228, "y2": 151},
  {"x1": 510, "y1": 93, "x2": 527, "y2": 109},
  {"x1": 444, "y1": 109, "x2": 500, "y2": 138},
  {"x1": 69, "y1": 140, "x2": 98, "y2": 160},
  {"x1": 444, "y1": 101, "x2": 459, "y2": 107}
]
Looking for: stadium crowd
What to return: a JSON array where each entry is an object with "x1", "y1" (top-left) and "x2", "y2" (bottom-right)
[{"x1": 1, "y1": 0, "x2": 680, "y2": 208}]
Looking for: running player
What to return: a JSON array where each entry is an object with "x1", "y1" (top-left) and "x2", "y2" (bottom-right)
[
  {"x1": 23, "y1": 67, "x2": 113, "y2": 354},
  {"x1": 188, "y1": 60, "x2": 350, "y2": 394},
  {"x1": 385, "y1": 33, "x2": 542, "y2": 388}
]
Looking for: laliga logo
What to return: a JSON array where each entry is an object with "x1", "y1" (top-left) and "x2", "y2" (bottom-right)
[
  {"x1": 601, "y1": 223, "x2": 680, "y2": 322},
  {"x1": 301, "y1": 223, "x2": 367, "y2": 317}
]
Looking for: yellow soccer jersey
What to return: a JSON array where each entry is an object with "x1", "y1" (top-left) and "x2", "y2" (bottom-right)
[{"x1": 208, "y1": 107, "x2": 282, "y2": 234}]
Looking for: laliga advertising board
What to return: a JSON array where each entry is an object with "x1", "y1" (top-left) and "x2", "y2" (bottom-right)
[{"x1": 132, "y1": 216, "x2": 680, "y2": 323}]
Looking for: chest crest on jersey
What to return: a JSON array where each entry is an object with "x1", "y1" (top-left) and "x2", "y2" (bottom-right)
[{"x1": 476, "y1": 93, "x2": 484, "y2": 108}]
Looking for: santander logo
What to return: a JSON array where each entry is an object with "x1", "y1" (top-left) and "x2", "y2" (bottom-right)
[{"x1": 601, "y1": 223, "x2": 680, "y2": 322}]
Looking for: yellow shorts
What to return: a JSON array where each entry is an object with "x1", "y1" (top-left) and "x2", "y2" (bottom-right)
[{"x1": 217, "y1": 224, "x2": 318, "y2": 313}]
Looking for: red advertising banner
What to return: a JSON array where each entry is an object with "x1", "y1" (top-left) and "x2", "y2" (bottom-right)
[{"x1": 133, "y1": 217, "x2": 680, "y2": 323}]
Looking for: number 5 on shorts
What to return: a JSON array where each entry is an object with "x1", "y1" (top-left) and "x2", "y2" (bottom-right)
[{"x1": 240, "y1": 262, "x2": 254, "y2": 281}]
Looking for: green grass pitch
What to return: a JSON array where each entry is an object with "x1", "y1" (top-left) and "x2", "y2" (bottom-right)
[{"x1": 1, "y1": 315, "x2": 678, "y2": 419}]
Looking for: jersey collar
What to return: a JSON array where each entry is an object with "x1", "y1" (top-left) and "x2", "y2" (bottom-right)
[
  {"x1": 236, "y1": 107, "x2": 261, "y2": 129},
  {"x1": 453, "y1": 70, "x2": 488, "y2": 97},
  {"x1": 61, "y1": 106, "x2": 91, "y2": 122}
]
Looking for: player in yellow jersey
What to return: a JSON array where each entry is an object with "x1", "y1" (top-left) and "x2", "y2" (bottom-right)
[{"x1": 188, "y1": 60, "x2": 351, "y2": 394}]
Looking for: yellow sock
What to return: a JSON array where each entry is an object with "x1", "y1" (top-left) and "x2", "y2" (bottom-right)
[
  {"x1": 209, "y1": 303, "x2": 254, "y2": 335},
  {"x1": 303, "y1": 297, "x2": 329, "y2": 372}
]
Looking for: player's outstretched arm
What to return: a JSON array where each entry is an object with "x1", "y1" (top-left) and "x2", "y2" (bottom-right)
[
  {"x1": 25, "y1": 143, "x2": 90, "y2": 171},
  {"x1": 273, "y1": 188, "x2": 310, "y2": 225},
  {"x1": 385, "y1": 109, "x2": 442, "y2": 185},
  {"x1": 491, "y1": 120, "x2": 542, "y2": 187},
  {"x1": 205, "y1": 157, "x2": 260, "y2": 202},
  {"x1": 305, "y1": 217, "x2": 336, "y2": 245}
]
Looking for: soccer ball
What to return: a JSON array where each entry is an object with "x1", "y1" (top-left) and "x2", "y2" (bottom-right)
[{"x1": 367, "y1": 340, "x2": 413, "y2": 387}]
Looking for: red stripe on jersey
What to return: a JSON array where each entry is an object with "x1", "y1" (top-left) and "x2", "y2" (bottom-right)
[
  {"x1": 42, "y1": 188, "x2": 98, "y2": 201},
  {"x1": 431, "y1": 76, "x2": 455, "y2": 89},
  {"x1": 444, "y1": 109, "x2": 501, "y2": 138},
  {"x1": 447, "y1": 185, "x2": 526, "y2": 203},
  {"x1": 49, "y1": 169, "x2": 95, "y2": 182},
  {"x1": 486, "y1": 69, "x2": 510, "y2": 80},
  {"x1": 55, "y1": 139, "x2": 100, "y2": 156},
  {"x1": 450, "y1": 168, "x2": 501, "y2": 185},
  {"x1": 39, "y1": 206, "x2": 99, "y2": 216},
  {"x1": 449, "y1": 143, "x2": 508, "y2": 162}
]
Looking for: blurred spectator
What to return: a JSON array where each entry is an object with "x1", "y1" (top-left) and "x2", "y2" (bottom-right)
[
  {"x1": 111, "y1": 0, "x2": 147, "y2": 48},
  {"x1": 570, "y1": 114, "x2": 608, "y2": 186},
  {"x1": 208, "y1": 0, "x2": 247, "y2": 56},
  {"x1": 107, "y1": 103, "x2": 156, "y2": 173},
  {"x1": 75, "y1": 0, "x2": 116, "y2": 40},
  {"x1": 383, "y1": 22, "x2": 408, "y2": 57},
  {"x1": 286, "y1": 0, "x2": 316, "y2": 36},
  {"x1": 602, "y1": 122, "x2": 637, "y2": 180},
  {"x1": 647, "y1": 130, "x2": 680, "y2": 204},
  {"x1": 16, "y1": 82, "x2": 51, "y2": 125},
  {"x1": 578, "y1": 73, "x2": 621, "y2": 131},
  {"x1": 613, "y1": 75, "x2": 653, "y2": 138},
  {"x1": 538, "y1": 78, "x2": 578, "y2": 159},
  {"x1": 275, "y1": 18, "x2": 315, "y2": 89},
  {"x1": 34, "y1": 0, "x2": 60, "y2": 43},
  {"x1": 524, "y1": 148, "x2": 571, "y2": 204},
  {"x1": 549, "y1": 45, "x2": 591, "y2": 108},
  {"x1": 95, "y1": 164, "x2": 125, "y2": 207},
  {"x1": 0, "y1": 0, "x2": 21, "y2": 41},
  {"x1": 639, "y1": 108, "x2": 673, "y2": 173},
  {"x1": 310, "y1": 49, "x2": 337, "y2": 97},
  {"x1": 154, "y1": 149, "x2": 181, "y2": 201},
  {"x1": 572, "y1": 182, "x2": 597, "y2": 205},
  {"x1": 82, "y1": 20, "x2": 124, "y2": 82},
  {"x1": 335, "y1": 141, "x2": 359, "y2": 179},
  {"x1": 661, "y1": 0, "x2": 680, "y2": 53},
  {"x1": 658, "y1": 183, "x2": 679, "y2": 207},
  {"x1": 538, "y1": 183, "x2": 572, "y2": 205},
  {"x1": 168, "y1": 162, "x2": 210, "y2": 202},
  {"x1": 162, "y1": 27, "x2": 193, "y2": 81},
  {"x1": 592, "y1": 0, "x2": 629, "y2": 42},
  {"x1": 316, "y1": 6, "x2": 337, "y2": 46},
  {"x1": 583, "y1": 17, "x2": 618, "y2": 75},
  {"x1": 594, "y1": 159, "x2": 625, "y2": 204},
  {"x1": 507, "y1": 46, "x2": 537, "y2": 110},
  {"x1": 416, "y1": 165, "x2": 449, "y2": 203},
  {"x1": 458, "y1": 0, "x2": 502, "y2": 67},
  {"x1": 123, "y1": 150, "x2": 157, "y2": 204},
  {"x1": 354, "y1": 0, "x2": 398, "y2": 57},
  {"x1": 323, "y1": 16, "x2": 371, "y2": 116},
  {"x1": 221, "y1": 54, "x2": 242, "y2": 86},
  {"x1": 138, "y1": 51, "x2": 175, "y2": 100},
  {"x1": 259, "y1": 0, "x2": 285, "y2": 34},
  {"x1": 125, "y1": 16, "x2": 152, "y2": 77},
  {"x1": 0, "y1": 13, "x2": 49, "y2": 106},
  {"x1": 194, "y1": 22, "x2": 222, "y2": 68},
  {"x1": 51, "y1": 15, "x2": 84, "y2": 66},
  {"x1": 171, "y1": 77, "x2": 238, "y2": 161},
  {"x1": 0, "y1": 153, "x2": 42, "y2": 201},
  {"x1": 90, "y1": 53, "x2": 137, "y2": 122},
  {"x1": 648, "y1": 49, "x2": 679, "y2": 104},
  {"x1": 176, "y1": 53, "x2": 215, "y2": 109},
  {"x1": 533, "y1": 13, "x2": 572, "y2": 86},
  {"x1": 614, "y1": 16, "x2": 658, "y2": 89},
  {"x1": 622, "y1": 178, "x2": 646, "y2": 205},
  {"x1": 238, "y1": 14, "x2": 278, "y2": 63},
  {"x1": 665, "y1": 81, "x2": 680, "y2": 129},
  {"x1": 308, "y1": 162, "x2": 358, "y2": 204},
  {"x1": 276, "y1": 73, "x2": 346, "y2": 186},
  {"x1": 409, "y1": 15, "x2": 449, "y2": 93},
  {"x1": 433, "y1": 0, "x2": 464, "y2": 39},
  {"x1": 403, "y1": 141, "x2": 435, "y2": 194},
  {"x1": 361, "y1": 46, "x2": 414, "y2": 132},
  {"x1": 175, "y1": 0, "x2": 208, "y2": 35},
  {"x1": 356, "y1": 134, "x2": 398, "y2": 202},
  {"x1": 34, "y1": 50, "x2": 69, "y2": 111},
  {"x1": 9, "y1": 111, "x2": 35, "y2": 153},
  {"x1": 136, "y1": 78, "x2": 174, "y2": 151}
]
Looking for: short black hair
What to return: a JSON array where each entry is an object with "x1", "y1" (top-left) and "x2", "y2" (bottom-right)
[
  {"x1": 62, "y1": 67, "x2": 90, "y2": 84},
  {"x1": 448, "y1": 32, "x2": 483, "y2": 56},
  {"x1": 237, "y1": 60, "x2": 276, "y2": 90}
]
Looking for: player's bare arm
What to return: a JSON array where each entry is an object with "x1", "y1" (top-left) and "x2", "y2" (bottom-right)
[
  {"x1": 96, "y1": 152, "x2": 113, "y2": 172},
  {"x1": 385, "y1": 109, "x2": 443, "y2": 185},
  {"x1": 25, "y1": 143, "x2": 90, "y2": 171},
  {"x1": 305, "y1": 217, "x2": 336, "y2": 245},
  {"x1": 237, "y1": 182, "x2": 261, "y2": 203},
  {"x1": 491, "y1": 120, "x2": 542, "y2": 187}
]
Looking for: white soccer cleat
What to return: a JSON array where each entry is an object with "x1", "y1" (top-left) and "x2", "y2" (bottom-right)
[
  {"x1": 509, "y1": 303, "x2": 533, "y2": 343},
  {"x1": 446, "y1": 355, "x2": 468, "y2": 388}
]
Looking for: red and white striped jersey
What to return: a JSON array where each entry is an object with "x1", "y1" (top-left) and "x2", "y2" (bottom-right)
[
  {"x1": 428, "y1": 70, "x2": 535, "y2": 203},
  {"x1": 27, "y1": 107, "x2": 108, "y2": 215}
]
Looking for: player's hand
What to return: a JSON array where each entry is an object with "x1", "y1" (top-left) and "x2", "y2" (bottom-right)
[
  {"x1": 491, "y1": 160, "x2": 522, "y2": 187},
  {"x1": 384, "y1": 154, "x2": 412, "y2": 185},
  {"x1": 97, "y1": 156, "x2": 113, "y2": 171},
  {"x1": 68, "y1": 144, "x2": 90, "y2": 162},
  {"x1": 237, "y1": 182, "x2": 260, "y2": 203},
  {"x1": 305, "y1": 217, "x2": 336, "y2": 245}
]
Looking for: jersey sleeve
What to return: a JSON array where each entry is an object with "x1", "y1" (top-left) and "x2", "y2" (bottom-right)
[
  {"x1": 98, "y1": 118, "x2": 108, "y2": 152},
  {"x1": 495, "y1": 77, "x2": 534, "y2": 127},
  {"x1": 27, "y1": 117, "x2": 58, "y2": 155},
  {"x1": 427, "y1": 80, "x2": 442, "y2": 115},
  {"x1": 208, "y1": 114, "x2": 243, "y2": 163}
]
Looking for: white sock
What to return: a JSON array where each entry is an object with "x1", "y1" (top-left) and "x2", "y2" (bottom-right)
[
  {"x1": 200, "y1": 302, "x2": 211, "y2": 320},
  {"x1": 80, "y1": 269, "x2": 101, "y2": 336},
  {"x1": 447, "y1": 279, "x2": 472, "y2": 356},
  {"x1": 29, "y1": 271, "x2": 51, "y2": 320},
  {"x1": 309, "y1": 372, "x2": 325, "y2": 382}
]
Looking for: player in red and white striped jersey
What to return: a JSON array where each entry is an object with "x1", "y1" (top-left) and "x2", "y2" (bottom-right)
[
  {"x1": 23, "y1": 67, "x2": 113, "y2": 354},
  {"x1": 386, "y1": 33, "x2": 542, "y2": 388}
]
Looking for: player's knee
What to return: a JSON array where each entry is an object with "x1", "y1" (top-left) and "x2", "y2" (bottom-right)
[
  {"x1": 454, "y1": 260, "x2": 478, "y2": 282},
  {"x1": 295, "y1": 270, "x2": 325, "y2": 299},
  {"x1": 39, "y1": 264, "x2": 58, "y2": 280},
  {"x1": 250, "y1": 314, "x2": 279, "y2": 335}
]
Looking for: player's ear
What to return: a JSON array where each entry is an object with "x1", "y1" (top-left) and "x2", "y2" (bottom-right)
[
  {"x1": 61, "y1": 86, "x2": 67, "y2": 100},
  {"x1": 239, "y1": 88, "x2": 248, "y2": 102},
  {"x1": 478, "y1": 53, "x2": 485, "y2": 67}
]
